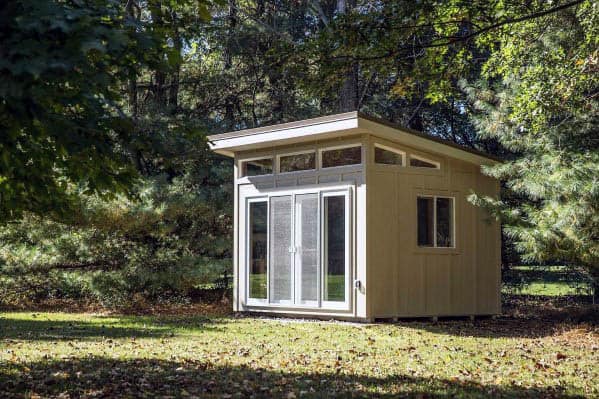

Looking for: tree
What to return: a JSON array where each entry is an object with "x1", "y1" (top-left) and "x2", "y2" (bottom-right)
[
  {"x1": 464, "y1": 1, "x2": 598, "y2": 292},
  {"x1": 0, "y1": 0, "x2": 210, "y2": 221}
]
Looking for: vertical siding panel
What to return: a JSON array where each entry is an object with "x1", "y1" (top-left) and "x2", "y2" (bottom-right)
[{"x1": 369, "y1": 171, "x2": 397, "y2": 317}]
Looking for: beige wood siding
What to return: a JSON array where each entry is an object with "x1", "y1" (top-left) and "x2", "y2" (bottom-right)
[{"x1": 367, "y1": 139, "x2": 501, "y2": 318}]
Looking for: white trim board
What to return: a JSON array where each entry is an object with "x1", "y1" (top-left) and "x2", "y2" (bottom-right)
[{"x1": 208, "y1": 112, "x2": 499, "y2": 166}]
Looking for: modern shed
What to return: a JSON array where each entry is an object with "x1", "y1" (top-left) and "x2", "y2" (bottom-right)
[{"x1": 209, "y1": 112, "x2": 501, "y2": 321}]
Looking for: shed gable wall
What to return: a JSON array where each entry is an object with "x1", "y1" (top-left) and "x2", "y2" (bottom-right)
[{"x1": 366, "y1": 136, "x2": 501, "y2": 318}]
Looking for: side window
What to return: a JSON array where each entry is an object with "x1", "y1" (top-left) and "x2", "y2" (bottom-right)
[
  {"x1": 410, "y1": 155, "x2": 440, "y2": 169},
  {"x1": 321, "y1": 146, "x2": 362, "y2": 168},
  {"x1": 240, "y1": 158, "x2": 273, "y2": 177},
  {"x1": 374, "y1": 144, "x2": 404, "y2": 166},
  {"x1": 278, "y1": 151, "x2": 316, "y2": 173},
  {"x1": 417, "y1": 196, "x2": 454, "y2": 248},
  {"x1": 417, "y1": 197, "x2": 434, "y2": 246}
]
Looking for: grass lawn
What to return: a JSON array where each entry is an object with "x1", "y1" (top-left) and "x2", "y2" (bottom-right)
[
  {"x1": 1, "y1": 310, "x2": 597, "y2": 398},
  {"x1": 502, "y1": 266, "x2": 593, "y2": 297}
]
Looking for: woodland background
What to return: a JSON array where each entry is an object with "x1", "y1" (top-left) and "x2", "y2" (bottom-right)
[{"x1": 0, "y1": 0, "x2": 597, "y2": 308}]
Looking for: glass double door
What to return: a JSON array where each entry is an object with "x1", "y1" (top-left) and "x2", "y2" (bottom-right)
[{"x1": 247, "y1": 189, "x2": 349, "y2": 309}]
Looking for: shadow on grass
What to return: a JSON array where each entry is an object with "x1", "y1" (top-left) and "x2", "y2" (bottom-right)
[
  {"x1": 0, "y1": 357, "x2": 583, "y2": 398},
  {"x1": 0, "y1": 315, "x2": 223, "y2": 341},
  {"x1": 377, "y1": 294, "x2": 598, "y2": 339}
]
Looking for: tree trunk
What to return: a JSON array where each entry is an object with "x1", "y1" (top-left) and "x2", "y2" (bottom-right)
[
  {"x1": 126, "y1": 0, "x2": 139, "y2": 118},
  {"x1": 590, "y1": 266, "x2": 599, "y2": 304},
  {"x1": 336, "y1": 0, "x2": 358, "y2": 113},
  {"x1": 169, "y1": 30, "x2": 182, "y2": 111},
  {"x1": 223, "y1": 0, "x2": 237, "y2": 129},
  {"x1": 149, "y1": 1, "x2": 167, "y2": 108}
]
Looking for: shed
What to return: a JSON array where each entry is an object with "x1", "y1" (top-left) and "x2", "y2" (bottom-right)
[{"x1": 209, "y1": 112, "x2": 501, "y2": 321}]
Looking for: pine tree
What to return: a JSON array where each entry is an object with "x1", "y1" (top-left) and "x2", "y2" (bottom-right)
[{"x1": 466, "y1": 2, "x2": 599, "y2": 294}]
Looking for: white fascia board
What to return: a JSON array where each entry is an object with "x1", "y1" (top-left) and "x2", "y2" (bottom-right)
[
  {"x1": 358, "y1": 118, "x2": 497, "y2": 166},
  {"x1": 209, "y1": 115, "x2": 361, "y2": 157}
]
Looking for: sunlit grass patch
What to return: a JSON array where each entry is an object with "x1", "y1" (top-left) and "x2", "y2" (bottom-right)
[{"x1": 1, "y1": 311, "x2": 597, "y2": 398}]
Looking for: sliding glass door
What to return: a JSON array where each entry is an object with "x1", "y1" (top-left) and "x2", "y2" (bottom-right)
[
  {"x1": 269, "y1": 195, "x2": 293, "y2": 304},
  {"x1": 322, "y1": 193, "x2": 348, "y2": 307},
  {"x1": 295, "y1": 193, "x2": 319, "y2": 306},
  {"x1": 245, "y1": 188, "x2": 350, "y2": 309}
]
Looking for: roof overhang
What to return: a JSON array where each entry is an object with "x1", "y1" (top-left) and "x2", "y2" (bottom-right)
[{"x1": 208, "y1": 111, "x2": 500, "y2": 166}]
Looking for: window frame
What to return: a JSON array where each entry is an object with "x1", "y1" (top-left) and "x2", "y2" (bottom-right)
[
  {"x1": 321, "y1": 189, "x2": 352, "y2": 310},
  {"x1": 318, "y1": 144, "x2": 363, "y2": 169},
  {"x1": 416, "y1": 195, "x2": 456, "y2": 249},
  {"x1": 276, "y1": 150, "x2": 317, "y2": 174},
  {"x1": 374, "y1": 143, "x2": 406, "y2": 166},
  {"x1": 242, "y1": 184, "x2": 353, "y2": 311},
  {"x1": 239, "y1": 156, "x2": 274, "y2": 177},
  {"x1": 409, "y1": 154, "x2": 441, "y2": 170}
]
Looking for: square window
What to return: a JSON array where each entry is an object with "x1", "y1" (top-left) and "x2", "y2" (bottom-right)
[
  {"x1": 279, "y1": 152, "x2": 316, "y2": 173},
  {"x1": 241, "y1": 158, "x2": 273, "y2": 177},
  {"x1": 417, "y1": 196, "x2": 454, "y2": 248},
  {"x1": 321, "y1": 146, "x2": 361, "y2": 168}
]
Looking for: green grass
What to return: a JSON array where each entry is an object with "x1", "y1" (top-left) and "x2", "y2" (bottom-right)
[
  {"x1": 1, "y1": 312, "x2": 597, "y2": 398},
  {"x1": 502, "y1": 265, "x2": 593, "y2": 297},
  {"x1": 249, "y1": 274, "x2": 346, "y2": 301},
  {"x1": 249, "y1": 274, "x2": 267, "y2": 299}
]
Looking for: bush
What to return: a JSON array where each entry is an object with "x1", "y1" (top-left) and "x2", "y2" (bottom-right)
[{"x1": 0, "y1": 155, "x2": 233, "y2": 307}]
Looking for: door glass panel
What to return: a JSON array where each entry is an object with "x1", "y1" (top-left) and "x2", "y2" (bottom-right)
[
  {"x1": 248, "y1": 201, "x2": 267, "y2": 299},
  {"x1": 323, "y1": 195, "x2": 346, "y2": 302},
  {"x1": 296, "y1": 193, "x2": 318, "y2": 304},
  {"x1": 269, "y1": 196, "x2": 293, "y2": 303}
]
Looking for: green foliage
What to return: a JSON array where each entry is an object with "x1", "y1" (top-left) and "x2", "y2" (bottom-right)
[
  {"x1": 0, "y1": 0, "x2": 158, "y2": 220},
  {"x1": 318, "y1": 0, "x2": 598, "y2": 286},
  {"x1": 464, "y1": 1, "x2": 599, "y2": 287},
  {"x1": 0, "y1": 155, "x2": 233, "y2": 306},
  {"x1": 2, "y1": 0, "x2": 597, "y2": 304}
]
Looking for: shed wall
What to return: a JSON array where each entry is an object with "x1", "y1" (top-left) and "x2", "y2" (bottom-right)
[
  {"x1": 233, "y1": 136, "x2": 369, "y2": 319},
  {"x1": 366, "y1": 136, "x2": 501, "y2": 318}
]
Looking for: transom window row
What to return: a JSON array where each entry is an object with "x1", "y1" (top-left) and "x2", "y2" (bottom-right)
[
  {"x1": 240, "y1": 143, "x2": 440, "y2": 177},
  {"x1": 240, "y1": 145, "x2": 362, "y2": 177}
]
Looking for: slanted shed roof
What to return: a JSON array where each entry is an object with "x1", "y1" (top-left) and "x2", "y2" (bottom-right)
[{"x1": 208, "y1": 111, "x2": 499, "y2": 166}]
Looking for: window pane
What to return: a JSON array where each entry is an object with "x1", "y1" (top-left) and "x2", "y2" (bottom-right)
[
  {"x1": 321, "y1": 146, "x2": 361, "y2": 168},
  {"x1": 375, "y1": 146, "x2": 403, "y2": 165},
  {"x1": 241, "y1": 158, "x2": 273, "y2": 176},
  {"x1": 436, "y1": 197, "x2": 453, "y2": 247},
  {"x1": 279, "y1": 152, "x2": 316, "y2": 173},
  {"x1": 324, "y1": 195, "x2": 345, "y2": 302},
  {"x1": 417, "y1": 197, "x2": 434, "y2": 246},
  {"x1": 410, "y1": 157, "x2": 438, "y2": 168},
  {"x1": 269, "y1": 196, "x2": 293, "y2": 303},
  {"x1": 296, "y1": 193, "x2": 319, "y2": 303},
  {"x1": 248, "y1": 201, "x2": 268, "y2": 299}
]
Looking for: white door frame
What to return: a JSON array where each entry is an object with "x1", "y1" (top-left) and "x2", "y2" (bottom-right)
[{"x1": 240, "y1": 183, "x2": 353, "y2": 311}]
